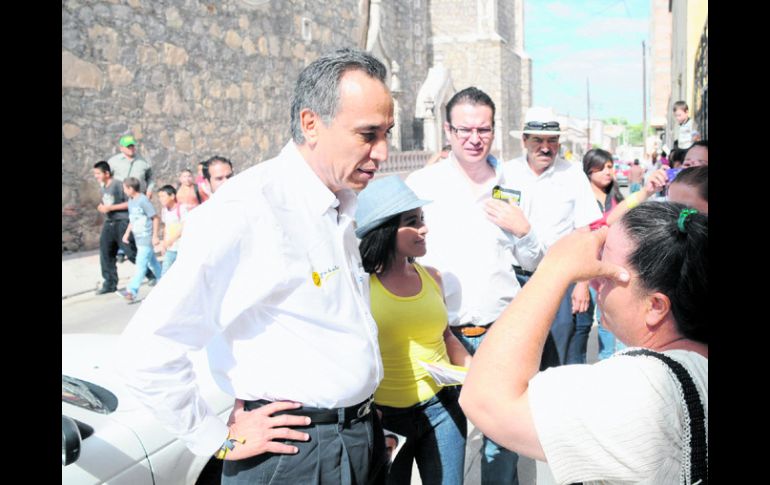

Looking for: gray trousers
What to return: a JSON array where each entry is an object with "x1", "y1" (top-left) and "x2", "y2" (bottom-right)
[{"x1": 222, "y1": 408, "x2": 387, "y2": 485}]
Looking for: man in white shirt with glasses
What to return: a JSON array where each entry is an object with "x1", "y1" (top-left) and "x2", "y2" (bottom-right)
[
  {"x1": 118, "y1": 48, "x2": 394, "y2": 484},
  {"x1": 406, "y1": 87, "x2": 543, "y2": 485}
]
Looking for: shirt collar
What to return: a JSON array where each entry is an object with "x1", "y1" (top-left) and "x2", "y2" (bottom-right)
[
  {"x1": 521, "y1": 155, "x2": 561, "y2": 180},
  {"x1": 281, "y1": 141, "x2": 356, "y2": 219},
  {"x1": 446, "y1": 152, "x2": 504, "y2": 200},
  {"x1": 448, "y1": 152, "x2": 502, "y2": 179}
]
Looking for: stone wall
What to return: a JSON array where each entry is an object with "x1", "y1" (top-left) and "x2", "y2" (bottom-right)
[
  {"x1": 62, "y1": 0, "x2": 361, "y2": 252},
  {"x1": 62, "y1": 0, "x2": 528, "y2": 252}
]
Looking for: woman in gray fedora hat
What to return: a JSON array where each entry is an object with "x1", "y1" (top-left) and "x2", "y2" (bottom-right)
[{"x1": 356, "y1": 175, "x2": 471, "y2": 485}]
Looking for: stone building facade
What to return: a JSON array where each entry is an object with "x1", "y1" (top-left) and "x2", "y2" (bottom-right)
[{"x1": 62, "y1": 0, "x2": 529, "y2": 252}]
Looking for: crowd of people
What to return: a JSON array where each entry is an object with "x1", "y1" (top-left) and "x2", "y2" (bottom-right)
[
  {"x1": 98, "y1": 48, "x2": 707, "y2": 484},
  {"x1": 92, "y1": 144, "x2": 234, "y2": 300}
]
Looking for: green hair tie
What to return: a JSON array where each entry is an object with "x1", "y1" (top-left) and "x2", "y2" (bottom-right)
[{"x1": 677, "y1": 208, "x2": 698, "y2": 233}]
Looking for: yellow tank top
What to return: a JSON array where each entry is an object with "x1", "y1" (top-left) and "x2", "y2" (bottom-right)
[{"x1": 370, "y1": 263, "x2": 451, "y2": 407}]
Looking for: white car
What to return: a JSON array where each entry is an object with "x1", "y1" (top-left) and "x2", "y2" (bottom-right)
[{"x1": 62, "y1": 334, "x2": 233, "y2": 485}]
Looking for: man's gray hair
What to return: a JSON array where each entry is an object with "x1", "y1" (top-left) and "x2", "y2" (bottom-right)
[{"x1": 290, "y1": 48, "x2": 388, "y2": 144}]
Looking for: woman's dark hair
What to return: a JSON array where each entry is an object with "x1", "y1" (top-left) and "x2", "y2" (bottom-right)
[
  {"x1": 669, "y1": 148, "x2": 686, "y2": 165},
  {"x1": 359, "y1": 214, "x2": 407, "y2": 274},
  {"x1": 673, "y1": 166, "x2": 708, "y2": 201},
  {"x1": 620, "y1": 201, "x2": 707, "y2": 343},
  {"x1": 582, "y1": 148, "x2": 624, "y2": 204}
]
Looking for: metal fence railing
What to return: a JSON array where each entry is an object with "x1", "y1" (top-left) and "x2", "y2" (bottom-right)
[{"x1": 380, "y1": 150, "x2": 432, "y2": 174}]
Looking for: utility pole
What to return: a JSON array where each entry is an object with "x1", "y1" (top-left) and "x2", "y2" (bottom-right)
[
  {"x1": 586, "y1": 77, "x2": 591, "y2": 152},
  {"x1": 642, "y1": 40, "x2": 648, "y2": 162}
]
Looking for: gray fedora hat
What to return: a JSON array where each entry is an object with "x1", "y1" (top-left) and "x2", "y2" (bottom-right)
[{"x1": 355, "y1": 175, "x2": 431, "y2": 238}]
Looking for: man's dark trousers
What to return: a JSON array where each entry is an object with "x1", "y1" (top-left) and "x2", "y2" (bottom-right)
[
  {"x1": 515, "y1": 272, "x2": 568, "y2": 370},
  {"x1": 222, "y1": 404, "x2": 388, "y2": 484},
  {"x1": 99, "y1": 219, "x2": 137, "y2": 291}
]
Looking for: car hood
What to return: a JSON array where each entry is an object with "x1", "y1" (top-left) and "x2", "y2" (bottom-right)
[{"x1": 62, "y1": 333, "x2": 233, "y2": 452}]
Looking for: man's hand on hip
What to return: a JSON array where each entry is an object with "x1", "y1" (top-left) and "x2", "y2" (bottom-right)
[{"x1": 224, "y1": 399, "x2": 311, "y2": 460}]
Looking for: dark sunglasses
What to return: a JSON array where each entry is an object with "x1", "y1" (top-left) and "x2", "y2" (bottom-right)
[{"x1": 524, "y1": 121, "x2": 560, "y2": 131}]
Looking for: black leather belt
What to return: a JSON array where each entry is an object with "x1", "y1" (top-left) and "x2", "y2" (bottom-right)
[
  {"x1": 243, "y1": 396, "x2": 374, "y2": 424},
  {"x1": 513, "y1": 265, "x2": 535, "y2": 277}
]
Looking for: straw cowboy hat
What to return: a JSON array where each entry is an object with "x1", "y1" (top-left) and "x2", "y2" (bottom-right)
[{"x1": 509, "y1": 107, "x2": 565, "y2": 138}]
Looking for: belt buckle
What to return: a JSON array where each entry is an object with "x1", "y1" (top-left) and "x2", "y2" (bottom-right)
[
  {"x1": 356, "y1": 396, "x2": 373, "y2": 419},
  {"x1": 461, "y1": 326, "x2": 486, "y2": 337}
]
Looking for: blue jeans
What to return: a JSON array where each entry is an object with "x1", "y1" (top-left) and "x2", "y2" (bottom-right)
[
  {"x1": 378, "y1": 387, "x2": 467, "y2": 485},
  {"x1": 593, "y1": 287, "x2": 626, "y2": 360},
  {"x1": 128, "y1": 245, "x2": 162, "y2": 296},
  {"x1": 161, "y1": 250, "x2": 177, "y2": 276},
  {"x1": 451, "y1": 327, "x2": 519, "y2": 485},
  {"x1": 566, "y1": 289, "x2": 595, "y2": 365}
]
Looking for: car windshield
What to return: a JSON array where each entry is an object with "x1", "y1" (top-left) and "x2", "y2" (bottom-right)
[{"x1": 62, "y1": 375, "x2": 118, "y2": 414}]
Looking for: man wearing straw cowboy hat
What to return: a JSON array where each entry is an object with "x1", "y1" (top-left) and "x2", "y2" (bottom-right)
[{"x1": 505, "y1": 107, "x2": 601, "y2": 368}]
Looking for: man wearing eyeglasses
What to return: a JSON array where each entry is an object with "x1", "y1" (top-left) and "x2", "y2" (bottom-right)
[
  {"x1": 406, "y1": 87, "x2": 543, "y2": 485},
  {"x1": 504, "y1": 107, "x2": 601, "y2": 369}
]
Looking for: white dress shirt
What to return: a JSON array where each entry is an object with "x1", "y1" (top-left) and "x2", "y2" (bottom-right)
[
  {"x1": 502, "y1": 156, "x2": 602, "y2": 271},
  {"x1": 405, "y1": 154, "x2": 543, "y2": 327},
  {"x1": 118, "y1": 141, "x2": 383, "y2": 456}
]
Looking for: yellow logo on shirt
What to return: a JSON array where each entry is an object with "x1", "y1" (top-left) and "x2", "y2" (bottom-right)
[{"x1": 312, "y1": 265, "x2": 340, "y2": 287}]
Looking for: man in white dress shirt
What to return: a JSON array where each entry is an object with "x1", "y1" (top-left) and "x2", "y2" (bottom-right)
[
  {"x1": 118, "y1": 48, "x2": 394, "y2": 484},
  {"x1": 406, "y1": 87, "x2": 542, "y2": 485},
  {"x1": 505, "y1": 107, "x2": 602, "y2": 368}
]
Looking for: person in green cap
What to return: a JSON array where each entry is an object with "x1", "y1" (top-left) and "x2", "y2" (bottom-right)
[
  {"x1": 108, "y1": 134, "x2": 156, "y2": 280},
  {"x1": 108, "y1": 135, "x2": 155, "y2": 199}
]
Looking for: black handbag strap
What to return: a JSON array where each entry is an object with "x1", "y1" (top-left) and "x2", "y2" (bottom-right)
[{"x1": 623, "y1": 349, "x2": 707, "y2": 484}]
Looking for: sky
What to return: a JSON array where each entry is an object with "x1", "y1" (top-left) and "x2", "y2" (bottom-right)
[{"x1": 524, "y1": 0, "x2": 650, "y2": 124}]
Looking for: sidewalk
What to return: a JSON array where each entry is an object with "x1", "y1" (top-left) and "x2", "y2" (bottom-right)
[{"x1": 62, "y1": 250, "x2": 137, "y2": 299}]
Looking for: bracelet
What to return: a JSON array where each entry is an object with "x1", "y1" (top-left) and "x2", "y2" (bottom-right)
[
  {"x1": 215, "y1": 432, "x2": 246, "y2": 460},
  {"x1": 625, "y1": 192, "x2": 640, "y2": 209}
]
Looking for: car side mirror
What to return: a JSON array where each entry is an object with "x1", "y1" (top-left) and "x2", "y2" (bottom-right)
[{"x1": 62, "y1": 415, "x2": 82, "y2": 466}]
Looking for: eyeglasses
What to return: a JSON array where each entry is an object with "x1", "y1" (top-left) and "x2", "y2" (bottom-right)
[
  {"x1": 524, "y1": 121, "x2": 560, "y2": 131},
  {"x1": 449, "y1": 125, "x2": 494, "y2": 140}
]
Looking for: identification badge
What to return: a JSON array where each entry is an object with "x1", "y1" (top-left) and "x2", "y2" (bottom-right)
[{"x1": 492, "y1": 185, "x2": 521, "y2": 206}]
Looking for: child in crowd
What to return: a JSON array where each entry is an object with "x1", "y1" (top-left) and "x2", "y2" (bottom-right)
[
  {"x1": 155, "y1": 185, "x2": 187, "y2": 276},
  {"x1": 176, "y1": 168, "x2": 205, "y2": 211},
  {"x1": 119, "y1": 177, "x2": 162, "y2": 301},
  {"x1": 673, "y1": 100, "x2": 700, "y2": 150},
  {"x1": 668, "y1": 165, "x2": 708, "y2": 214}
]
